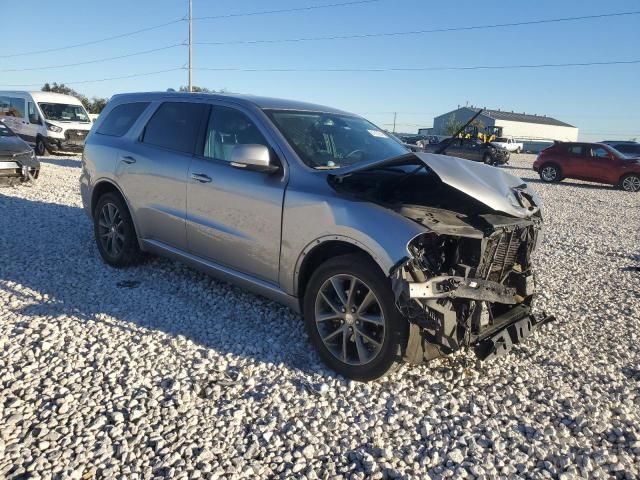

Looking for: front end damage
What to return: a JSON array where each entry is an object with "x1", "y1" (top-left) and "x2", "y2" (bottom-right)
[
  {"x1": 392, "y1": 213, "x2": 552, "y2": 362},
  {"x1": 330, "y1": 152, "x2": 555, "y2": 362}
]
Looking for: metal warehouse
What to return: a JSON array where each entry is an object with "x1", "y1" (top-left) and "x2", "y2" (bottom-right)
[{"x1": 426, "y1": 106, "x2": 579, "y2": 143}]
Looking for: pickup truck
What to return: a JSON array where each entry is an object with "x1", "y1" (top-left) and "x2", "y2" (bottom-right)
[{"x1": 491, "y1": 137, "x2": 523, "y2": 153}]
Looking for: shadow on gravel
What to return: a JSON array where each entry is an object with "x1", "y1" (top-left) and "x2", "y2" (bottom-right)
[
  {"x1": 0, "y1": 193, "x2": 328, "y2": 378},
  {"x1": 524, "y1": 178, "x2": 616, "y2": 191},
  {"x1": 38, "y1": 157, "x2": 82, "y2": 168}
]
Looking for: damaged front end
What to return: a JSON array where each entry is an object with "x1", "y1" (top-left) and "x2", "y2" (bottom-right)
[
  {"x1": 330, "y1": 152, "x2": 554, "y2": 362},
  {"x1": 392, "y1": 211, "x2": 552, "y2": 363}
]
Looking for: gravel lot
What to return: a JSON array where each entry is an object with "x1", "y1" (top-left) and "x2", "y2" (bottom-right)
[{"x1": 1, "y1": 153, "x2": 639, "y2": 479}]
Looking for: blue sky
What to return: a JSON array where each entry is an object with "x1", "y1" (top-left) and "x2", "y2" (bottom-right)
[{"x1": 2, "y1": 0, "x2": 639, "y2": 140}]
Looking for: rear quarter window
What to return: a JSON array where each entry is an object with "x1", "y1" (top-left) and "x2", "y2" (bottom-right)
[{"x1": 96, "y1": 102, "x2": 150, "y2": 137}]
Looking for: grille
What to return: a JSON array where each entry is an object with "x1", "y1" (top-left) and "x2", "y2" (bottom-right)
[
  {"x1": 64, "y1": 129, "x2": 87, "y2": 144},
  {"x1": 479, "y1": 227, "x2": 528, "y2": 283}
]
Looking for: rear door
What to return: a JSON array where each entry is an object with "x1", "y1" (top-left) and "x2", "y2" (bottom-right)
[
  {"x1": 186, "y1": 103, "x2": 287, "y2": 283},
  {"x1": 116, "y1": 100, "x2": 208, "y2": 251},
  {"x1": 561, "y1": 144, "x2": 587, "y2": 178},
  {"x1": 24, "y1": 101, "x2": 42, "y2": 144}
]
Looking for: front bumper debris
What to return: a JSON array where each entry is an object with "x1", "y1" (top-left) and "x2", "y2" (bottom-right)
[
  {"x1": 474, "y1": 312, "x2": 555, "y2": 360},
  {"x1": 407, "y1": 276, "x2": 517, "y2": 304}
]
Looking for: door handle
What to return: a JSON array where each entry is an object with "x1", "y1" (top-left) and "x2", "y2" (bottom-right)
[
  {"x1": 120, "y1": 155, "x2": 136, "y2": 164},
  {"x1": 191, "y1": 173, "x2": 212, "y2": 183}
]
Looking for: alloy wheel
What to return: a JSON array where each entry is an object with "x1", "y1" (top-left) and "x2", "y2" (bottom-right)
[
  {"x1": 97, "y1": 203, "x2": 125, "y2": 257},
  {"x1": 314, "y1": 274, "x2": 386, "y2": 366},
  {"x1": 541, "y1": 166, "x2": 558, "y2": 182},
  {"x1": 622, "y1": 175, "x2": 640, "y2": 192}
]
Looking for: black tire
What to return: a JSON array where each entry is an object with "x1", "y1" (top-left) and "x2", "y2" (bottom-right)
[
  {"x1": 539, "y1": 163, "x2": 561, "y2": 183},
  {"x1": 303, "y1": 253, "x2": 408, "y2": 381},
  {"x1": 620, "y1": 173, "x2": 640, "y2": 192},
  {"x1": 515, "y1": 147, "x2": 522, "y2": 154},
  {"x1": 483, "y1": 153, "x2": 494, "y2": 165},
  {"x1": 35, "y1": 137, "x2": 47, "y2": 156},
  {"x1": 93, "y1": 192, "x2": 142, "y2": 267}
]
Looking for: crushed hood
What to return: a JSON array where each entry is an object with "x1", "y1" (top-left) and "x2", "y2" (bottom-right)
[{"x1": 331, "y1": 152, "x2": 541, "y2": 219}]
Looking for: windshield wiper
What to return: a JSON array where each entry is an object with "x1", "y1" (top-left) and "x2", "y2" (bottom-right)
[{"x1": 433, "y1": 109, "x2": 484, "y2": 155}]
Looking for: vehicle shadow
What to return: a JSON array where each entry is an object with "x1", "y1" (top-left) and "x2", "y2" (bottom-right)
[
  {"x1": 0, "y1": 193, "x2": 331, "y2": 379},
  {"x1": 38, "y1": 157, "x2": 82, "y2": 168}
]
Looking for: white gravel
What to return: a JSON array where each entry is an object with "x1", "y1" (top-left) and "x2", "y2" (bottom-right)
[{"x1": 1, "y1": 154, "x2": 639, "y2": 479}]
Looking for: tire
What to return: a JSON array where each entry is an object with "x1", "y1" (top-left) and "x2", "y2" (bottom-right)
[
  {"x1": 303, "y1": 253, "x2": 408, "y2": 381},
  {"x1": 539, "y1": 163, "x2": 561, "y2": 183},
  {"x1": 516, "y1": 148, "x2": 522, "y2": 154},
  {"x1": 483, "y1": 153, "x2": 494, "y2": 165},
  {"x1": 93, "y1": 192, "x2": 142, "y2": 267},
  {"x1": 620, "y1": 174, "x2": 640, "y2": 192},
  {"x1": 35, "y1": 137, "x2": 47, "y2": 156}
]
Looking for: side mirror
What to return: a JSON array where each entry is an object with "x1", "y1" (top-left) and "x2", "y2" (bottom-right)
[
  {"x1": 29, "y1": 114, "x2": 41, "y2": 125},
  {"x1": 229, "y1": 144, "x2": 279, "y2": 173}
]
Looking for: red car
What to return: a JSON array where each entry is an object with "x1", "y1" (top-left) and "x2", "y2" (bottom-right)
[{"x1": 533, "y1": 142, "x2": 640, "y2": 192}]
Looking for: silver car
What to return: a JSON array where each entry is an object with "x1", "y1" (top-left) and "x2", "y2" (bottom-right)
[{"x1": 81, "y1": 93, "x2": 551, "y2": 381}]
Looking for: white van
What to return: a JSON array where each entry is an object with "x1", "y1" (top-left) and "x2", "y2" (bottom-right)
[{"x1": 0, "y1": 91, "x2": 92, "y2": 155}]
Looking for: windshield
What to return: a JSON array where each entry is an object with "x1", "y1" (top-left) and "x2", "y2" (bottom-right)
[
  {"x1": 38, "y1": 103, "x2": 90, "y2": 122},
  {"x1": 267, "y1": 110, "x2": 409, "y2": 169},
  {"x1": 0, "y1": 122, "x2": 16, "y2": 137}
]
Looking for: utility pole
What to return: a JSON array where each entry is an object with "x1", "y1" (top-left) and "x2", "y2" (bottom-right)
[
  {"x1": 393, "y1": 112, "x2": 397, "y2": 134},
  {"x1": 188, "y1": 0, "x2": 193, "y2": 92}
]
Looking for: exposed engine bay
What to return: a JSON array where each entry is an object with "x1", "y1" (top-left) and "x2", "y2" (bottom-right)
[{"x1": 330, "y1": 153, "x2": 554, "y2": 362}]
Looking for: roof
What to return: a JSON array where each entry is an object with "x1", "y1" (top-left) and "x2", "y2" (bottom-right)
[
  {"x1": 462, "y1": 107, "x2": 575, "y2": 128},
  {"x1": 0, "y1": 91, "x2": 85, "y2": 105},
  {"x1": 110, "y1": 92, "x2": 353, "y2": 116}
]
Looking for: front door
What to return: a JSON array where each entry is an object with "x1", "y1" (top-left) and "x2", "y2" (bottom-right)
[
  {"x1": 582, "y1": 146, "x2": 620, "y2": 184},
  {"x1": 186, "y1": 104, "x2": 286, "y2": 283},
  {"x1": 24, "y1": 102, "x2": 42, "y2": 144},
  {"x1": 116, "y1": 101, "x2": 208, "y2": 251}
]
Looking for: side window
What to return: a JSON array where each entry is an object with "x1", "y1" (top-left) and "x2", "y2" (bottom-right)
[
  {"x1": 590, "y1": 147, "x2": 609, "y2": 158},
  {"x1": 97, "y1": 102, "x2": 149, "y2": 137},
  {"x1": 567, "y1": 145, "x2": 584, "y2": 156},
  {"x1": 0, "y1": 96, "x2": 25, "y2": 118},
  {"x1": 203, "y1": 106, "x2": 269, "y2": 161},
  {"x1": 142, "y1": 102, "x2": 206, "y2": 154},
  {"x1": 27, "y1": 102, "x2": 40, "y2": 123}
]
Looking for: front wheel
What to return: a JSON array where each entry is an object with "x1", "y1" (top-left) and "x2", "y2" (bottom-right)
[
  {"x1": 35, "y1": 137, "x2": 47, "y2": 156},
  {"x1": 621, "y1": 174, "x2": 640, "y2": 192},
  {"x1": 303, "y1": 254, "x2": 407, "y2": 381}
]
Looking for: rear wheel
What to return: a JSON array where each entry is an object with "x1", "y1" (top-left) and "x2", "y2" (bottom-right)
[
  {"x1": 540, "y1": 164, "x2": 561, "y2": 183},
  {"x1": 483, "y1": 153, "x2": 494, "y2": 165},
  {"x1": 303, "y1": 254, "x2": 407, "y2": 381},
  {"x1": 621, "y1": 174, "x2": 640, "y2": 192},
  {"x1": 93, "y1": 192, "x2": 142, "y2": 267}
]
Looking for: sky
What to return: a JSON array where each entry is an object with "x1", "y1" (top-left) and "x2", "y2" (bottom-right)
[{"x1": 2, "y1": 0, "x2": 639, "y2": 141}]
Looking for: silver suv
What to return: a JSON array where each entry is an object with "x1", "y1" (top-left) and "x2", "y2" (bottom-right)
[{"x1": 81, "y1": 92, "x2": 550, "y2": 380}]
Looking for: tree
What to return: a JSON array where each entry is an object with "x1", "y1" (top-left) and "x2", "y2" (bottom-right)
[{"x1": 41, "y1": 83, "x2": 109, "y2": 114}]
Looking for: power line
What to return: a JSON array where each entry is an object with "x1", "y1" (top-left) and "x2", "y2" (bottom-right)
[
  {"x1": 2, "y1": 45, "x2": 184, "y2": 72},
  {"x1": 193, "y1": 59, "x2": 640, "y2": 73},
  {"x1": 194, "y1": 10, "x2": 640, "y2": 46},
  {"x1": 0, "y1": 19, "x2": 184, "y2": 59},
  {"x1": 0, "y1": 68, "x2": 183, "y2": 88},
  {"x1": 192, "y1": 0, "x2": 383, "y2": 21}
]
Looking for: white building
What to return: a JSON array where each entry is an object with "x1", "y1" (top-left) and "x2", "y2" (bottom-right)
[{"x1": 426, "y1": 106, "x2": 579, "y2": 142}]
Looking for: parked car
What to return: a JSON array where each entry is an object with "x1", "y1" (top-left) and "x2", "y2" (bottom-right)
[
  {"x1": 424, "y1": 137, "x2": 510, "y2": 165},
  {"x1": 491, "y1": 137, "x2": 523, "y2": 153},
  {"x1": 82, "y1": 92, "x2": 550, "y2": 380},
  {"x1": 601, "y1": 141, "x2": 640, "y2": 157},
  {"x1": 0, "y1": 91, "x2": 92, "y2": 155},
  {"x1": 533, "y1": 142, "x2": 640, "y2": 192},
  {"x1": 0, "y1": 122, "x2": 39, "y2": 183}
]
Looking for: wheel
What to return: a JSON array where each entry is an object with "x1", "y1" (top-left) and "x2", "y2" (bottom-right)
[
  {"x1": 621, "y1": 174, "x2": 640, "y2": 192},
  {"x1": 35, "y1": 137, "x2": 47, "y2": 156},
  {"x1": 93, "y1": 192, "x2": 142, "y2": 267},
  {"x1": 516, "y1": 147, "x2": 522, "y2": 154},
  {"x1": 539, "y1": 164, "x2": 561, "y2": 183},
  {"x1": 303, "y1": 254, "x2": 408, "y2": 381},
  {"x1": 483, "y1": 154, "x2": 494, "y2": 165}
]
